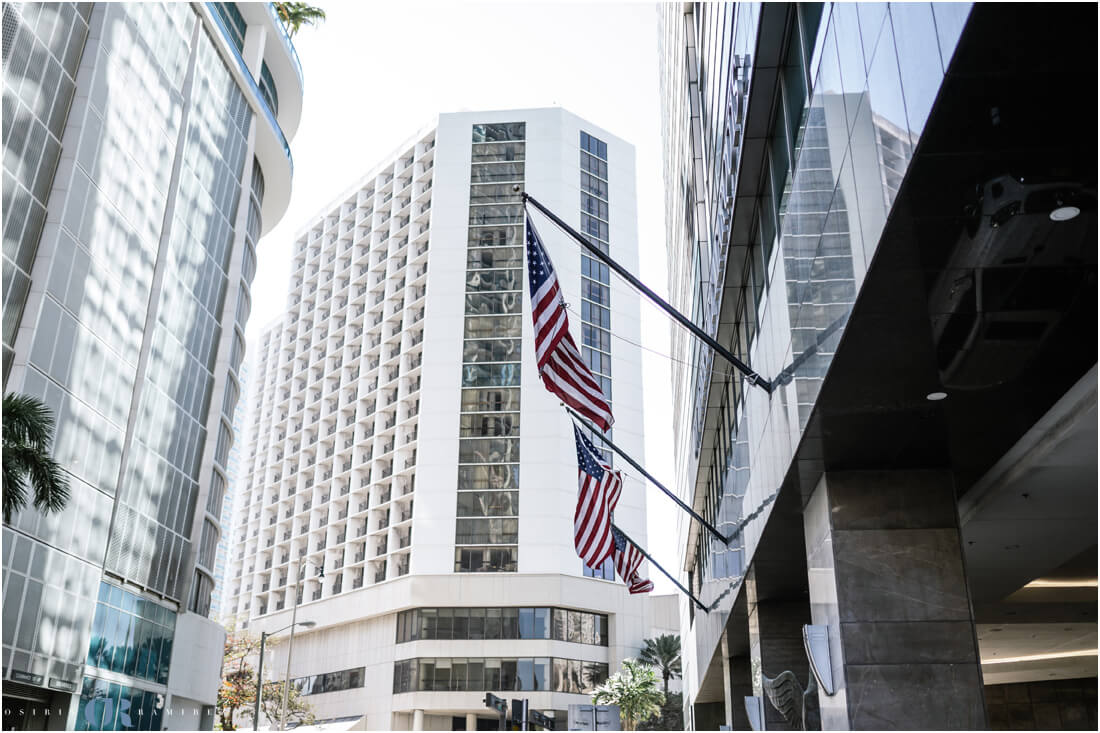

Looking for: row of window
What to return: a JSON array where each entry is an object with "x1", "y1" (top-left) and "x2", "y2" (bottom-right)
[
  {"x1": 578, "y1": 132, "x2": 615, "y2": 581},
  {"x1": 85, "y1": 582, "x2": 176, "y2": 685},
  {"x1": 457, "y1": 124, "x2": 525, "y2": 573},
  {"x1": 393, "y1": 657, "x2": 609, "y2": 695},
  {"x1": 75, "y1": 676, "x2": 167, "y2": 731},
  {"x1": 292, "y1": 666, "x2": 364, "y2": 696},
  {"x1": 396, "y1": 607, "x2": 609, "y2": 646}
]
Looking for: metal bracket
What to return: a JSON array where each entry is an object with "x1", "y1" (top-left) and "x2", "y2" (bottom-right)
[{"x1": 802, "y1": 624, "x2": 836, "y2": 696}]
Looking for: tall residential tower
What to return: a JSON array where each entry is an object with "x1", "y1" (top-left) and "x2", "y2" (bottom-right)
[
  {"x1": 226, "y1": 108, "x2": 676, "y2": 730},
  {"x1": 2, "y1": 3, "x2": 303, "y2": 729}
]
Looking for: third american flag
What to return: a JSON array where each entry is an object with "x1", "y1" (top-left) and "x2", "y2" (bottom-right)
[
  {"x1": 612, "y1": 527, "x2": 654, "y2": 594},
  {"x1": 525, "y1": 214, "x2": 614, "y2": 431}
]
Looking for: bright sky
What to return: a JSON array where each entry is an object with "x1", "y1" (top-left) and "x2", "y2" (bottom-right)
[{"x1": 248, "y1": 1, "x2": 678, "y2": 592}]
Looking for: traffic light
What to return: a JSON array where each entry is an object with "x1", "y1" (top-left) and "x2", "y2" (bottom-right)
[
  {"x1": 511, "y1": 699, "x2": 528, "y2": 730},
  {"x1": 484, "y1": 693, "x2": 507, "y2": 715},
  {"x1": 529, "y1": 709, "x2": 556, "y2": 730}
]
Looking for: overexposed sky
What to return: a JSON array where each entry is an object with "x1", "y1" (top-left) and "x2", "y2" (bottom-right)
[{"x1": 249, "y1": 1, "x2": 678, "y2": 592}]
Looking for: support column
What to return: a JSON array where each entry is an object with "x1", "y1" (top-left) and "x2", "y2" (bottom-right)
[
  {"x1": 746, "y1": 592, "x2": 813, "y2": 730},
  {"x1": 727, "y1": 654, "x2": 754, "y2": 730},
  {"x1": 803, "y1": 470, "x2": 987, "y2": 729},
  {"x1": 466, "y1": 712, "x2": 477, "y2": 731},
  {"x1": 721, "y1": 632, "x2": 734, "y2": 730},
  {"x1": 412, "y1": 709, "x2": 425, "y2": 731}
]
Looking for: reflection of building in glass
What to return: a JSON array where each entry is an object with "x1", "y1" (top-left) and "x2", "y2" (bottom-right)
[
  {"x1": 227, "y1": 108, "x2": 677, "y2": 730},
  {"x1": 2, "y1": 3, "x2": 302, "y2": 729},
  {"x1": 661, "y1": 3, "x2": 1096, "y2": 731}
]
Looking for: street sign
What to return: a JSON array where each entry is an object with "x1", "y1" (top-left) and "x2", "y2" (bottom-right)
[
  {"x1": 567, "y1": 704, "x2": 621, "y2": 731},
  {"x1": 485, "y1": 693, "x2": 508, "y2": 730},
  {"x1": 529, "y1": 709, "x2": 556, "y2": 730}
]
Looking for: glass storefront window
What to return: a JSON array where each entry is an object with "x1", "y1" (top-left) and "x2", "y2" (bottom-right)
[{"x1": 86, "y1": 582, "x2": 175, "y2": 686}]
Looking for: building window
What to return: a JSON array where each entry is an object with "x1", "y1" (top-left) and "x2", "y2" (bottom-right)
[
  {"x1": 85, "y1": 582, "x2": 176, "y2": 685},
  {"x1": 456, "y1": 124, "x2": 526, "y2": 572},
  {"x1": 396, "y1": 607, "x2": 607, "y2": 646},
  {"x1": 392, "y1": 657, "x2": 607, "y2": 694},
  {"x1": 292, "y1": 667, "x2": 365, "y2": 696}
]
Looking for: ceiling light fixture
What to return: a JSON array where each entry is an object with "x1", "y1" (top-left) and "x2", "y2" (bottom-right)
[
  {"x1": 1049, "y1": 205, "x2": 1081, "y2": 221},
  {"x1": 926, "y1": 391, "x2": 948, "y2": 401},
  {"x1": 982, "y1": 649, "x2": 1097, "y2": 665},
  {"x1": 1023, "y1": 578, "x2": 1098, "y2": 589}
]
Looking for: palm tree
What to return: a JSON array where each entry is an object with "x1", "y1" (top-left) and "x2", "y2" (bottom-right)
[
  {"x1": 639, "y1": 634, "x2": 682, "y2": 696},
  {"x1": 592, "y1": 659, "x2": 665, "y2": 732},
  {"x1": 272, "y1": 2, "x2": 326, "y2": 37},
  {"x1": 2, "y1": 393, "x2": 69, "y2": 523}
]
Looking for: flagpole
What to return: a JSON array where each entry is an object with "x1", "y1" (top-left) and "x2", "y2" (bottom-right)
[
  {"x1": 567, "y1": 408, "x2": 730, "y2": 546},
  {"x1": 522, "y1": 192, "x2": 774, "y2": 394},
  {"x1": 611, "y1": 523, "x2": 708, "y2": 613}
]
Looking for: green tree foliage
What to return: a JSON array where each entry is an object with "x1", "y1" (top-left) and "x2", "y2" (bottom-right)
[
  {"x1": 2, "y1": 393, "x2": 69, "y2": 523},
  {"x1": 638, "y1": 634, "x2": 682, "y2": 696},
  {"x1": 592, "y1": 659, "x2": 665, "y2": 731},
  {"x1": 638, "y1": 692, "x2": 684, "y2": 732},
  {"x1": 216, "y1": 625, "x2": 315, "y2": 730},
  {"x1": 259, "y1": 678, "x2": 315, "y2": 729},
  {"x1": 272, "y1": 2, "x2": 326, "y2": 37},
  {"x1": 217, "y1": 627, "x2": 260, "y2": 730}
]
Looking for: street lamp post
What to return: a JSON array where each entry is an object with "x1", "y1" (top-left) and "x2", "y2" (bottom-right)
[
  {"x1": 279, "y1": 559, "x2": 323, "y2": 730},
  {"x1": 252, "y1": 620, "x2": 316, "y2": 730}
]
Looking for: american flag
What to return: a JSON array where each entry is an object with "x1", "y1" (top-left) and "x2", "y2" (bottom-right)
[
  {"x1": 526, "y1": 214, "x2": 614, "y2": 431},
  {"x1": 612, "y1": 526, "x2": 654, "y2": 594},
  {"x1": 574, "y1": 425, "x2": 622, "y2": 569}
]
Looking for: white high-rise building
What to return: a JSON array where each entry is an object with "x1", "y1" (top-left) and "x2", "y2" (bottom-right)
[{"x1": 226, "y1": 108, "x2": 676, "y2": 730}]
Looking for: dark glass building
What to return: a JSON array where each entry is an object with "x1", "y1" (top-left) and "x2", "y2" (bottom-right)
[{"x1": 659, "y1": 3, "x2": 1096, "y2": 729}]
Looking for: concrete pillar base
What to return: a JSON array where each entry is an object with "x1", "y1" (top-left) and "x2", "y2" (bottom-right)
[{"x1": 803, "y1": 470, "x2": 987, "y2": 730}]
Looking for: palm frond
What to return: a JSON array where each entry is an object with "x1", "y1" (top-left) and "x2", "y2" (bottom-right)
[
  {"x1": 3, "y1": 393, "x2": 55, "y2": 448},
  {"x1": 3, "y1": 393, "x2": 68, "y2": 523}
]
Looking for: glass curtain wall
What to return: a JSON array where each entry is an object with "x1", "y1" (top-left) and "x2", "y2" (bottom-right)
[
  {"x1": 578, "y1": 131, "x2": 615, "y2": 580},
  {"x1": 392, "y1": 657, "x2": 608, "y2": 694},
  {"x1": 1, "y1": 2, "x2": 92, "y2": 380},
  {"x1": 106, "y1": 18, "x2": 252, "y2": 602},
  {"x1": 455, "y1": 122, "x2": 526, "y2": 573},
  {"x1": 395, "y1": 607, "x2": 608, "y2": 645},
  {"x1": 684, "y1": 1, "x2": 971, "y2": 599}
]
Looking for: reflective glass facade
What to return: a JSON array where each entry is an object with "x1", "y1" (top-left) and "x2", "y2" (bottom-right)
[
  {"x1": 395, "y1": 607, "x2": 608, "y2": 646},
  {"x1": 1, "y1": 2, "x2": 91, "y2": 380},
  {"x1": 660, "y1": 0, "x2": 974, "y2": 707},
  {"x1": 456, "y1": 122, "x2": 525, "y2": 572},
  {"x1": 578, "y1": 131, "x2": 616, "y2": 581},
  {"x1": 85, "y1": 582, "x2": 175, "y2": 684},
  {"x1": 2, "y1": 0, "x2": 301, "y2": 714},
  {"x1": 392, "y1": 657, "x2": 608, "y2": 694},
  {"x1": 292, "y1": 666, "x2": 364, "y2": 696},
  {"x1": 74, "y1": 677, "x2": 165, "y2": 731}
]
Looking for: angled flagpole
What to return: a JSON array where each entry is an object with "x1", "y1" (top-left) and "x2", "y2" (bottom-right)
[
  {"x1": 522, "y1": 191, "x2": 774, "y2": 394},
  {"x1": 568, "y1": 407, "x2": 730, "y2": 546},
  {"x1": 611, "y1": 522, "x2": 708, "y2": 613}
]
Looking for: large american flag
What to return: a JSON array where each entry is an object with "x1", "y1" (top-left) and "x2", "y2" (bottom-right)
[
  {"x1": 574, "y1": 425, "x2": 622, "y2": 569},
  {"x1": 526, "y1": 214, "x2": 614, "y2": 431},
  {"x1": 612, "y1": 526, "x2": 654, "y2": 594}
]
